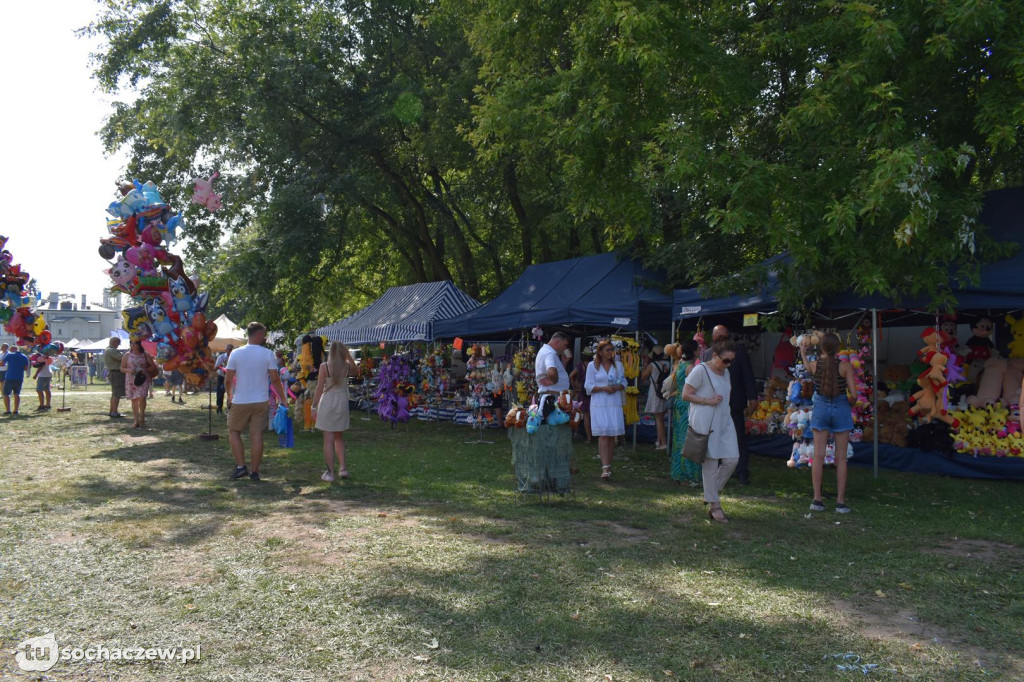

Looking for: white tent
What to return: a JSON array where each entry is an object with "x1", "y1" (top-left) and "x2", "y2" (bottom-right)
[{"x1": 209, "y1": 314, "x2": 246, "y2": 353}]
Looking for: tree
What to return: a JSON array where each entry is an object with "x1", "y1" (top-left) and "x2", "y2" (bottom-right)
[{"x1": 458, "y1": 0, "x2": 1024, "y2": 313}]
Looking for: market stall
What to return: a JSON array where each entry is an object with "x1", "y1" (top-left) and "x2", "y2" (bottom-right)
[
  {"x1": 670, "y1": 186, "x2": 1024, "y2": 480},
  {"x1": 433, "y1": 253, "x2": 672, "y2": 441}
]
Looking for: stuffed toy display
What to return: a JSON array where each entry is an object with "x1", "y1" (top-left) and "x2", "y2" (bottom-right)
[
  {"x1": 908, "y1": 328, "x2": 957, "y2": 426},
  {"x1": 949, "y1": 402, "x2": 1024, "y2": 457},
  {"x1": 374, "y1": 355, "x2": 413, "y2": 425}
]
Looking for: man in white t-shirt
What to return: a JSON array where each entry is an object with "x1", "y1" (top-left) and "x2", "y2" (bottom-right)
[
  {"x1": 225, "y1": 322, "x2": 286, "y2": 481},
  {"x1": 535, "y1": 331, "x2": 572, "y2": 395}
]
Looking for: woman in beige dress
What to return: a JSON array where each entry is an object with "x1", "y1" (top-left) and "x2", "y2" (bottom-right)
[{"x1": 312, "y1": 341, "x2": 357, "y2": 482}]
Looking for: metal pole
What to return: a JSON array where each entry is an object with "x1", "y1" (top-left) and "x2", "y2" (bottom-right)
[
  {"x1": 633, "y1": 330, "x2": 639, "y2": 451},
  {"x1": 871, "y1": 308, "x2": 879, "y2": 478}
]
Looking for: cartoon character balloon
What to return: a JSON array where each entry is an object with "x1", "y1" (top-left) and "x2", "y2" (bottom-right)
[{"x1": 100, "y1": 178, "x2": 220, "y2": 381}]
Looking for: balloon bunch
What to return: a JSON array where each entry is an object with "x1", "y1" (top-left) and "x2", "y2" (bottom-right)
[
  {"x1": 100, "y1": 180, "x2": 217, "y2": 385},
  {"x1": 0, "y1": 236, "x2": 63, "y2": 357}
]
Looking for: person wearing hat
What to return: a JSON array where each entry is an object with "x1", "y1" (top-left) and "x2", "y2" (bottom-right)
[{"x1": 641, "y1": 345, "x2": 671, "y2": 450}]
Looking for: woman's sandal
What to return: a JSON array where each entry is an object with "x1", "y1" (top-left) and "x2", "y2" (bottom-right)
[
  {"x1": 338, "y1": 469, "x2": 349, "y2": 479},
  {"x1": 708, "y1": 506, "x2": 729, "y2": 523},
  {"x1": 600, "y1": 465, "x2": 612, "y2": 481}
]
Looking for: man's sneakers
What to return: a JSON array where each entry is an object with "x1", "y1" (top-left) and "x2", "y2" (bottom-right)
[
  {"x1": 109, "y1": 412, "x2": 125, "y2": 419},
  {"x1": 835, "y1": 503, "x2": 851, "y2": 514},
  {"x1": 809, "y1": 499, "x2": 826, "y2": 512},
  {"x1": 230, "y1": 466, "x2": 262, "y2": 481}
]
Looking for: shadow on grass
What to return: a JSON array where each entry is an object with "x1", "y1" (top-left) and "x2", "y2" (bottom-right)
[{"x1": 52, "y1": 410, "x2": 1024, "y2": 673}]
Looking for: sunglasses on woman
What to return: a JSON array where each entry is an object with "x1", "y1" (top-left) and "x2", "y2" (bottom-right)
[{"x1": 717, "y1": 355, "x2": 734, "y2": 365}]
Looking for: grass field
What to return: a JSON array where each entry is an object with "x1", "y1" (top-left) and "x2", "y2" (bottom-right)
[{"x1": 1, "y1": 389, "x2": 1022, "y2": 680}]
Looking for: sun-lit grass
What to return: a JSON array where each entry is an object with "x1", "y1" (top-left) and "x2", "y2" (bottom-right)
[{"x1": 1, "y1": 388, "x2": 1022, "y2": 680}]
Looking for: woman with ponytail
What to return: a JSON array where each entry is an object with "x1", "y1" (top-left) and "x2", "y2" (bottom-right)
[{"x1": 800, "y1": 333, "x2": 858, "y2": 513}]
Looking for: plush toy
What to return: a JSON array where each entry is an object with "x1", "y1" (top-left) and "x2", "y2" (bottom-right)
[
  {"x1": 1005, "y1": 314, "x2": 1024, "y2": 358},
  {"x1": 525, "y1": 406, "x2": 542, "y2": 434},
  {"x1": 908, "y1": 327, "x2": 957, "y2": 426},
  {"x1": 967, "y1": 356, "x2": 1006, "y2": 407},
  {"x1": 965, "y1": 316, "x2": 996, "y2": 362},
  {"x1": 769, "y1": 329, "x2": 796, "y2": 379}
]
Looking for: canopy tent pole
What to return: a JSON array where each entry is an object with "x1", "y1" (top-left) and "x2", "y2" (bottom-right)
[
  {"x1": 633, "y1": 330, "x2": 639, "y2": 451},
  {"x1": 872, "y1": 308, "x2": 879, "y2": 478}
]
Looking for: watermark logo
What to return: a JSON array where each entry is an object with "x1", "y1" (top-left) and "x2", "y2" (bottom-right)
[
  {"x1": 15, "y1": 633, "x2": 59, "y2": 672},
  {"x1": 13, "y1": 634, "x2": 200, "y2": 670}
]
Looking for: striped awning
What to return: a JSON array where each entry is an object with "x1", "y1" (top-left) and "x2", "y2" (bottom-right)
[{"x1": 316, "y1": 281, "x2": 479, "y2": 345}]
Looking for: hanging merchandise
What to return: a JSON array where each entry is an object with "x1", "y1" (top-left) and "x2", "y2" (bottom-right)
[
  {"x1": 99, "y1": 179, "x2": 217, "y2": 385},
  {"x1": 464, "y1": 345, "x2": 498, "y2": 428},
  {"x1": 374, "y1": 354, "x2": 413, "y2": 425},
  {"x1": 511, "y1": 345, "x2": 537, "y2": 404},
  {"x1": 616, "y1": 335, "x2": 641, "y2": 425}
]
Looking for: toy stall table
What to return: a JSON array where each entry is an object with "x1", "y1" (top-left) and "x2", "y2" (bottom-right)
[{"x1": 509, "y1": 424, "x2": 574, "y2": 500}]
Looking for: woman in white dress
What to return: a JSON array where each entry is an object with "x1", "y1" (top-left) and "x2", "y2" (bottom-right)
[
  {"x1": 312, "y1": 341, "x2": 357, "y2": 482},
  {"x1": 585, "y1": 339, "x2": 627, "y2": 481},
  {"x1": 682, "y1": 338, "x2": 739, "y2": 522}
]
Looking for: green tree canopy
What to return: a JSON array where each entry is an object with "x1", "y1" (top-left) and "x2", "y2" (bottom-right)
[{"x1": 90, "y1": 0, "x2": 1024, "y2": 335}]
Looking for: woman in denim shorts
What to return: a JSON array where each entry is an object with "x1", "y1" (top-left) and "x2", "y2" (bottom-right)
[{"x1": 799, "y1": 333, "x2": 858, "y2": 514}]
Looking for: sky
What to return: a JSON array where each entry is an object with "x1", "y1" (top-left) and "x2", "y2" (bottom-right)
[{"x1": 0, "y1": 1, "x2": 130, "y2": 303}]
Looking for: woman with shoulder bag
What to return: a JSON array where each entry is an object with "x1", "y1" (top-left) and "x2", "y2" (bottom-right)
[
  {"x1": 120, "y1": 336, "x2": 154, "y2": 429},
  {"x1": 682, "y1": 338, "x2": 739, "y2": 522}
]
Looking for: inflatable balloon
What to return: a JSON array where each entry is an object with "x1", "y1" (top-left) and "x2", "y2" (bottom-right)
[
  {"x1": 100, "y1": 179, "x2": 219, "y2": 379},
  {"x1": 191, "y1": 171, "x2": 223, "y2": 213},
  {"x1": 0, "y1": 236, "x2": 52, "y2": 352}
]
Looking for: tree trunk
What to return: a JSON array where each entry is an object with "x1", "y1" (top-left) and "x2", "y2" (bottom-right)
[{"x1": 504, "y1": 159, "x2": 533, "y2": 269}]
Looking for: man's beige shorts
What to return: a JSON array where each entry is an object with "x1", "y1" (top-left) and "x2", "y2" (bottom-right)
[{"x1": 228, "y1": 401, "x2": 269, "y2": 436}]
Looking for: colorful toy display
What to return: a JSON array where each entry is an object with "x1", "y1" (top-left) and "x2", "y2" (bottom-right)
[
  {"x1": 617, "y1": 336, "x2": 641, "y2": 425},
  {"x1": 99, "y1": 179, "x2": 216, "y2": 385},
  {"x1": 374, "y1": 354, "x2": 414, "y2": 425}
]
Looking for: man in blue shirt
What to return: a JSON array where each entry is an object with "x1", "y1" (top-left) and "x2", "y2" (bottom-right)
[{"x1": 2, "y1": 347, "x2": 30, "y2": 415}]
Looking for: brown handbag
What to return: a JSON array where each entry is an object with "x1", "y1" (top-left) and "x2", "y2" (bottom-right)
[{"x1": 682, "y1": 365, "x2": 715, "y2": 464}]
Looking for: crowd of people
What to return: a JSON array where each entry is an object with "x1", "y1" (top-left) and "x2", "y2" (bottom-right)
[
  {"x1": 4, "y1": 318, "x2": 860, "y2": 521},
  {"x1": 531, "y1": 324, "x2": 855, "y2": 522}
]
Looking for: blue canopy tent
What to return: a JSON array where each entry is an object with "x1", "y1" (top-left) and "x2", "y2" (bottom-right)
[
  {"x1": 668, "y1": 186, "x2": 1024, "y2": 480},
  {"x1": 316, "y1": 281, "x2": 480, "y2": 345},
  {"x1": 433, "y1": 253, "x2": 672, "y2": 338}
]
